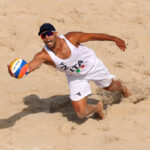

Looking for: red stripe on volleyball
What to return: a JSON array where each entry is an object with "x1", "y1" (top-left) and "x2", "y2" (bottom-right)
[{"x1": 18, "y1": 64, "x2": 29, "y2": 78}]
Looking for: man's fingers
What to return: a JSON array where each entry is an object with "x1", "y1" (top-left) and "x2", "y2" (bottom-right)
[
  {"x1": 118, "y1": 45, "x2": 125, "y2": 51},
  {"x1": 121, "y1": 47, "x2": 125, "y2": 51},
  {"x1": 115, "y1": 38, "x2": 127, "y2": 51},
  {"x1": 7, "y1": 64, "x2": 15, "y2": 77}
]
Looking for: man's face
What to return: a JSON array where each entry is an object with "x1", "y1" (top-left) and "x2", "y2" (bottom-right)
[{"x1": 40, "y1": 31, "x2": 57, "y2": 49}]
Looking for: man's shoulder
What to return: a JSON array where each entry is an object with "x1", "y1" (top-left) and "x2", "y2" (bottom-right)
[
  {"x1": 64, "y1": 32, "x2": 84, "y2": 45},
  {"x1": 41, "y1": 48, "x2": 54, "y2": 63},
  {"x1": 35, "y1": 48, "x2": 49, "y2": 58},
  {"x1": 64, "y1": 32, "x2": 83, "y2": 38}
]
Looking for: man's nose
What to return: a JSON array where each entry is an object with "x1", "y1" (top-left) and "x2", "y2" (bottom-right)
[{"x1": 45, "y1": 34, "x2": 49, "y2": 39}]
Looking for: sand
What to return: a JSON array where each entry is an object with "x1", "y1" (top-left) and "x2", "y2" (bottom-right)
[{"x1": 0, "y1": 0, "x2": 150, "y2": 149}]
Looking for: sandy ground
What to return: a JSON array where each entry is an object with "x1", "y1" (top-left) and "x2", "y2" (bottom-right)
[{"x1": 0, "y1": 0, "x2": 150, "y2": 150}]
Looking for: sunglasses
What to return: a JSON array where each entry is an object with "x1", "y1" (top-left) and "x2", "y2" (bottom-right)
[{"x1": 41, "y1": 31, "x2": 54, "y2": 39}]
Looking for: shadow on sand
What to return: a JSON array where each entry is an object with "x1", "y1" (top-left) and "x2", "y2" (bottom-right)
[
  {"x1": 0, "y1": 90, "x2": 123, "y2": 129},
  {"x1": 0, "y1": 94, "x2": 102, "y2": 129}
]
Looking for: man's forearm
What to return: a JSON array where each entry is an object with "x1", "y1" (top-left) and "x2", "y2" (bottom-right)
[{"x1": 91, "y1": 33, "x2": 120, "y2": 42}]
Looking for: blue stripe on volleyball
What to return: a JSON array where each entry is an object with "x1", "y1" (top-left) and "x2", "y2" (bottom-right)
[{"x1": 15, "y1": 60, "x2": 27, "y2": 78}]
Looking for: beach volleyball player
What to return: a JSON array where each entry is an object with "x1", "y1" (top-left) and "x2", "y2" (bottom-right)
[{"x1": 8, "y1": 23, "x2": 132, "y2": 119}]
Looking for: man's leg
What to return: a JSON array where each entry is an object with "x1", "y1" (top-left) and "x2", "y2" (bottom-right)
[
  {"x1": 72, "y1": 97, "x2": 104, "y2": 119},
  {"x1": 104, "y1": 79, "x2": 132, "y2": 97}
]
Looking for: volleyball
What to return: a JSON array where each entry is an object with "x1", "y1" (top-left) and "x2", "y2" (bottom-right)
[{"x1": 10, "y1": 58, "x2": 29, "y2": 79}]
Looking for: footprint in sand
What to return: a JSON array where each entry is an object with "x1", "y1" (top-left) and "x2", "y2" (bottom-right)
[
  {"x1": 114, "y1": 61, "x2": 124, "y2": 68},
  {"x1": 60, "y1": 123, "x2": 76, "y2": 136},
  {"x1": 104, "y1": 135, "x2": 123, "y2": 143}
]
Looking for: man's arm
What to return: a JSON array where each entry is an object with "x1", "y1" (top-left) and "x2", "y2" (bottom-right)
[
  {"x1": 28, "y1": 51, "x2": 45, "y2": 73},
  {"x1": 8, "y1": 49, "x2": 50, "y2": 77},
  {"x1": 65, "y1": 32, "x2": 126, "y2": 51}
]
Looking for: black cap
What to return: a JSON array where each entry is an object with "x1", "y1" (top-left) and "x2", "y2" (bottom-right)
[{"x1": 38, "y1": 23, "x2": 56, "y2": 36}]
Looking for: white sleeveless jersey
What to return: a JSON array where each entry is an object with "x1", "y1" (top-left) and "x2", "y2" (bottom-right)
[{"x1": 44, "y1": 35, "x2": 97, "y2": 76}]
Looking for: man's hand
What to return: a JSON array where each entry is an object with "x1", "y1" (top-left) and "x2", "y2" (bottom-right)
[
  {"x1": 7, "y1": 65, "x2": 15, "y2": 77},
  {"x1": 114, "y1": 37, "x2": 127, "y2": 51}
]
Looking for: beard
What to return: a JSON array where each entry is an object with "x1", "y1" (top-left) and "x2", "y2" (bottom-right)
[
  {"x1": 46, "y1": 36, "x2": 57, "y2": 49},
  {"x1": 46, "y1": 41, "x2": 56, "y2": 49}
]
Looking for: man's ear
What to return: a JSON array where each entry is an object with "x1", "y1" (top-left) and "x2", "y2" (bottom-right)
[{"x1": 55, "y1": 32, "x2": 58, "y2": 36}]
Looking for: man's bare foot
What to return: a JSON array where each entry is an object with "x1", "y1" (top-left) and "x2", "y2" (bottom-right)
[
  {"x1": 122, "y1": 85, "x2": 132, "y2": 97},
  {"x1": 96, "y1": 102, "x2": 104, "y2": 120}
]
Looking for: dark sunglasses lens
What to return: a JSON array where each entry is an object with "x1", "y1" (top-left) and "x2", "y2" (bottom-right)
[
  {"x1": 41, "y1": 31, "x2": 53, "y2": 39},
  {"x1": 47, "y1": 31, "x2": 53, "y2": 36}
]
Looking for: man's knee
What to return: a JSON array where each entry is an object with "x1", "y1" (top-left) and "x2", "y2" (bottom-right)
[
  {"x1": 76, "y1": 109, "x2": 87, "y2": 119},
  {"x1": 72, "y1": 97, "x2": 88, "y2": 119},
  {"x1": 104, "y1": 80, "x2": 122, "y2": 92}
]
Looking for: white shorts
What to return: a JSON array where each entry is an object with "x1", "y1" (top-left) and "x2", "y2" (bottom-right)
[{"x1": 66, "y1": 58, "x2": 115, "y2": 101}]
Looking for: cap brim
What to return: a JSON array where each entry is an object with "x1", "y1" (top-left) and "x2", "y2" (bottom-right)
[{"x1": 38, "y1": 31, "x2": 42, "y2": 36}]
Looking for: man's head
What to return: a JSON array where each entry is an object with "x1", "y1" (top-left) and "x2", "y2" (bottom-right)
[
  {"x1": 38, "y1": 23, "x2": 56, "y2": 36},
  {"x1": 38, "y1": 23, "x2": 57, "y2": 49}
]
